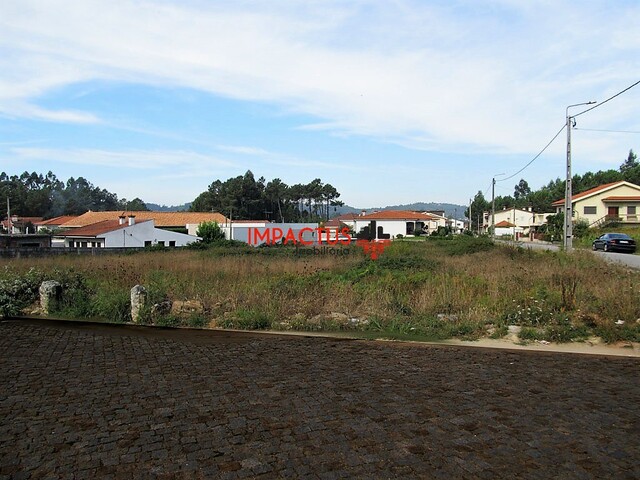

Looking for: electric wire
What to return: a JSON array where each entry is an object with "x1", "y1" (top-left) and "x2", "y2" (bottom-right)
[
  {"x1": 496, "y1": 124, "x2": 566, "y2": 183},
  {"x1": 574, "y1": 127, "x2": 640, "y2": 134},
  {"x1": 573, "y1": 79, "x2": 640, "y2": 118}
]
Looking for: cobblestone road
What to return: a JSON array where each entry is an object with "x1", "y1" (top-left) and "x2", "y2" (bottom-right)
[{"x1": 1, "y1": 319, "x2": 639, "y2": 479}]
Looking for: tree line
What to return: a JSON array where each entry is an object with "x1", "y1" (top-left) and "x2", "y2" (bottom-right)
[
  {"x1": 190, "y1": 171, "x2": 343, "y2": 222},
  {"x1": 1, "y1": 171, "x2": 148, "y2": 218},
  {"x1": 466, "y1": 149, "x2": 639, "y2": 231},
  {"x1": 1, "y1": 169, "x2": 343, "y2": 223}
]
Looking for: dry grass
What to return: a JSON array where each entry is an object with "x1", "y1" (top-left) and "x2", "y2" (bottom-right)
[{"x1": 2, "y1": 238, "x2": 639, "y2": 341}]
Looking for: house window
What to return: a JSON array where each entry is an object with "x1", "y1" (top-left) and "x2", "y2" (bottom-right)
[
  {"x1": 158, "y1": 241, "x2": 165, "y2": 246},
  {"x1": 628, "y1": 206, "x2": 636, "y2": 215},
  {"x1": 583, "y1": 206, "x2": 597, "y2": 215},
  {"x1": 406, "y1": 222, "x2": 414, "y2": 235},
  {"x1": 145, "y1": 241, "x2": 152, "y2": 247},
  {"x1": 81, "y1": 241, "x2": 88, "y2": 248},
  {"x1": 169, "y1": 241, "x2": 176, "y2": 247}
]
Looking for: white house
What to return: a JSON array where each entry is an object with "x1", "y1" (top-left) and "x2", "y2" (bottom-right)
[
  {"x1": 483, "y1": 207, "x2": 554, "y2": 238},
  {"x1": 56, "y1": 216, "x2": 199, "y2": 248},
  {"x1": 353, "y1": 210, "x2": 441, "y2": 239}
]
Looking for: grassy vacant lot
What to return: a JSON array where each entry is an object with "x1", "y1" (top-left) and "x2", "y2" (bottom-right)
[{"x1": 1, "y1": 236, "x2": 639, "y2": 343}]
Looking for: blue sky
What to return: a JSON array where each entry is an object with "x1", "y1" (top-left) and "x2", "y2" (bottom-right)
[{"x1": 1, "y1": 0, "x2": 639, "y2": 209}]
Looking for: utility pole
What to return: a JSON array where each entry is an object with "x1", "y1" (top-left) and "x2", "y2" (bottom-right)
[
  {"x1": 491, "y1": 177, "x2": 499, "y2": 239},
  {"x1": 6, "y1": 197, "x2": 11, "y2": 236},
  {"x1": 564, "y1": 101, "x2": 596, "y2": 251},
  {"x1": 468, "y1": 198, "x2": 472, "y2": 234}
]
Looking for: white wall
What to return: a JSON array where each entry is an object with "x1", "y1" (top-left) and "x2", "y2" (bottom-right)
[
  {"x1": 353, "y1": 219, "x2": 427, "y2": 239},
  {"x1": 104, "y1": 221, "x2": 198, "y2": 247}
]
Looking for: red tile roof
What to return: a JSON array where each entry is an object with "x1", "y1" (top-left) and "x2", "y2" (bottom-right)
[
  {"x1": 495, "y1": 220, "x2": 516, "y2": 228},
  {"x1": 357, "y1": 210, "x2": 436, "y2": 221},
  {"x1": 60, "y1": 211, "x2": 228, "y2": 228},
  {"x1": 551, "y1": 182, "x2": 624, "y2": 206},
  {"x1": 2, "y1": 217, "x2": 43, "y2": 228},
  {"x1": 35, "y1": 215, "x2": 78, "y2": 226},
  {"x1": 60, "y1": 220, "x2": 152, "y2": 237},
  {"x1": 602, "y1": 196, "x2": 640, "y2": 202}
]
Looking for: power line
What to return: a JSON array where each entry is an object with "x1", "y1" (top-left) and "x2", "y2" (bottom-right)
[
  {"x1": 575, "y1": 127, "x2": 640, "y2": 134},
  {"x1": 573, "y1": 79, "x2": 640, "y2": 118},
  {"x1": 496, "y1": 123, "x2": 566, "y2": 183}
]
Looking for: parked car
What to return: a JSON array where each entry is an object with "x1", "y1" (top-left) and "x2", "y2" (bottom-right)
[{"x1": 592, "y1": 233, "x2": 637, "y2": 253}]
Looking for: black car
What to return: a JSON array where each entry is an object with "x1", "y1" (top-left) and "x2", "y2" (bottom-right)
[{"x1": 592, "y1": 233, "x2": 637, "y2": 253}]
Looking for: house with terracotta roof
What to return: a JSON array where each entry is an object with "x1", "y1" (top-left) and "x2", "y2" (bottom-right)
[
  {"x1": 59, "y1": 211, "x2": 228, "y2": 231},
  {"x1": 1, "y1": 216, "x2": 44, "y2": 234},
  {"x1": 482, "y1": 207, "x2": 554, "y2": 238},
  {"x1": 54, "y1": 215, "x2": 199, "y2": 248},
  {"x1": 353, "y1": 210, "x2": 446, "y2": 240},
  {"x1": 34, "y1": 216, "x2": 78, "y2": 232},
  {"x1": 551, "y1": 181, "x2": 640, "y2": 227}
]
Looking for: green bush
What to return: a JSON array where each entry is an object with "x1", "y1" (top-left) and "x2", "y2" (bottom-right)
[
  {"x1": 196, "y1": 221, "x2": 225, "y2": 243},
  {"x1": 219, "y1": 309, "x2": 272, "y2": 330},
  {"x1": 0, "y1": 267, "x2": 44, "y2": 317},
  {"x1": 155, "y1": 315, "x2": 181, "y2": 327},
  {"x1": 186, "y1": 315, "x2": 208, "y2": 328},
  {"x1": 90, "y1": 288, "x2": 131, "y2": 323}
]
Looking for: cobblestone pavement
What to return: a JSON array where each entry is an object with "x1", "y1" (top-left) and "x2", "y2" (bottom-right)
[{"x1": 1, "y1": 319, "x2": 639, "y2": 479}]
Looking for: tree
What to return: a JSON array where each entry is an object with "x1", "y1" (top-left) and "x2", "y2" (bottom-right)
[
  {"x1": 513, "y1": 179, "x2": 531, "y2": 201},
  {"x1": 466, "y1": 191, "x2": 490, "y2": 232},
  {"x1": 620, "y1": 149, "x2": 640, "y2": 185},
  {"x1": 196, "y1": 221, "x2": 225, "y2": 243},
  {"x1": 121, "y1": 198, "x2": 149, "y2": 211},
  {"x1": 620, "y1": 149, "x2": 638, "y2": 173}
]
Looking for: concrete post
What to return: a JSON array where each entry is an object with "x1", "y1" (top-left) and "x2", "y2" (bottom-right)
[
  {"x1": 130, "y1": 285, "x2": 147, "y2": 323},
  {"x1": 39, "y1": 281, "x2": 62, "y2": 315}
]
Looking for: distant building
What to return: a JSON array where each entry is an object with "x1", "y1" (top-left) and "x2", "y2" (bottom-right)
[
  {"x1": 60, "y1": 211, "x2": 228, "y2": 231},
  {"x1": 1, "y1": 216, "x2": 43, "y2": 234},
  {"x1": 55, "y1": 216, "x2": 199, "y2": 248}
]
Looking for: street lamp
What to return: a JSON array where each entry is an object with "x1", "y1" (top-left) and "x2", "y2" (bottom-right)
[
  {"x1": 564, "y1": 101, "x2": 596, "y2": 251},
  {"x1": 492, "y1": 173, "x2": 505, "y2": 239}
]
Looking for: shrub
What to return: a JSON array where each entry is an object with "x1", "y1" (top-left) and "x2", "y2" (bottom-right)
[
  {"x1": 219, "y1": 309, "x2": 272, "y2": 330},
  {"x1": 90, "y1": 288, "x2": 131, "y2": 323},
  {"x1": 0, "y1": 267, "x2": 44, "y2": 317},
  {"x1": 186, "y1": 315, "x2": 208, "y2": 328},
  {"x1": 155, "y1": 315, "x2": 181, "y2": 328},
  {"x1": 196, "y1": 221, "x2": 225, "y2": 243}
]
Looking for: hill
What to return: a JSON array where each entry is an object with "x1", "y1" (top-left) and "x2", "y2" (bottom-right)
[
  {"x1": 145, "y1": 202, "x2": 191, "y2": 212},
  {"x1": 333, "y1": 202, "x2": 467, "y2": 220}
]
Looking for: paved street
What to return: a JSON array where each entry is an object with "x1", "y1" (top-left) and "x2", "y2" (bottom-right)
[
  {"x1": 502, "y1": 239, "x2": 640, "y2": 270},
  {"x1": 1, "y1": 319, "x2": 639, "y2": 479}
]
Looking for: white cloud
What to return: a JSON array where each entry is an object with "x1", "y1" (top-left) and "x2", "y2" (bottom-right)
[
  {"x1": 11, "y1": 147, "x2": 234, "y2": 170},
  {"x1": 1, "y1": 0, "x2": 639, "y2": 158}
]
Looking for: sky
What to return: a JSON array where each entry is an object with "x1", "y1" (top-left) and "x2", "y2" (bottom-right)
[{"x1": 1, "y1": 0, "x2": 639, "y2": 209}]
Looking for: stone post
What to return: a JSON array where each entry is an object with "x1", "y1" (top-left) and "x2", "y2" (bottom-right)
[
  {"x1": 39, "y1": 281, "x2": 62, "y2": 315},
  {"x1": 130, "y1": 285, "x2": 147, "y2": 324}
]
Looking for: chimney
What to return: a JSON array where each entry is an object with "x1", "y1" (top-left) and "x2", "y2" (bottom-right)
[
  {"x1": 118, "y1": 216, "x2": 126, "y2": 225},
  {"x1": 128, "y1": 215, "x2": 136, "y2": 226},
  {"x1": 360, "y1": 210, "x2": 366, "y2": 216}
]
